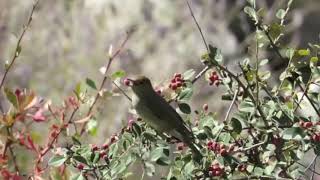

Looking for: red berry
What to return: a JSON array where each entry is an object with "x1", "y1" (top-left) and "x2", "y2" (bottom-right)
[
  {"x1": 207, "y1": 141, "x2": 213, "y2": 147},
  {"x1": 77, "y1": 164, "x2": 84, "y2": 170},
  {"x1": 177, "y1": 144, "x2": 184, "y2": 151},
  {"x1": 304, "y1": 122, "x2": 313, "y2": 128},
  {"x1": 176, "y1": 82, "x2": 182, "y2": 87},
  {"x1": 238, "y1": 164, "x2": 247, "y2": 172},
  {"x1": 91, "y1": 144, "x2": 99, "y2": 151},
  {"x1": 299, "y1": 120, "x2": 305, "y2": 127},
  {"x1": 102, "y1": 143, "x2": 109, "y2": 150},
  {"x1": 214, "y1": 170, "x2": 222, "y2": 176},
  {"x1": 203, "y1": 104, "x2": 209, "y2": 111},
  {"x1": 124, "y1": 78, "x2": 131, "y2": 86},
  {"x1": 220, "y1": 148, "x2": 227, "y2": 156},
  {"x1": 171, "y1": 84, "x2": 177, "y2": 90},
  {"x1": 15, "y1": 89, "x2": 22, "y2": 98},
  {"x1": 171, "y1": 79, "x2": 176, "y2": 83},
  {"x1": 212, "y1": 164, "x2": 220, "y2": 171},
  {"x1": 99, "y1": 151, "x2": 107, "y2": 158},
  {"x1": 110, "y1": 134, "x2": 118, "y2": 143},
  {"x1": 156, "y1": 89, "x2": 162, "y2": 95}
]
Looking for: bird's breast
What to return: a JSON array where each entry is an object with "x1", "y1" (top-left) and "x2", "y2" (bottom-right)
[{"x1": 132, "y1": 95, "x2": 172, "y2": 132}]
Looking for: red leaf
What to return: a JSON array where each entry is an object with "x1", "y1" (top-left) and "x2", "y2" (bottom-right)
[{"x1": 32, "y1": 109, "x2": 46, "y2": 122}]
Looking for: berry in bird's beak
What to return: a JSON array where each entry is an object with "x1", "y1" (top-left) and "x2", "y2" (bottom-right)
[{"x1": 123, "y1": 78, "x2": 134, "y2": 86}]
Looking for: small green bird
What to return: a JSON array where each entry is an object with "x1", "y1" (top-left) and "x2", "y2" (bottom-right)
[{"x1": 128, "y1": 76, "x2": 202, "y2": 158}]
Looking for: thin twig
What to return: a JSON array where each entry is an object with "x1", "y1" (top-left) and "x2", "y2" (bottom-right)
[
  {"x1": 111, "y1": 80, "x2": 132, "y2": 102},
  {"x1": 294, "y1": 77, "x2": 312, "y2": 113},
  {"x1": 191, "y1": 66, "x2": 210, "y2": 84},
  {"x1": 298, "y1": 84, "x2": 320, "y2": 117},
  {"x1": 0, "y1": 0, "x2": 39, "y2": 90},
  {"x1": 224, "y1": 89, "x2": 239, "y2": 122},
  {"x1": 80, "y1": 30, "x2": 134, "y2": 135},
  {"x1": 185, "y1": 0, "x2": 209, "y2": 52},
  {"x1": 311, "y1": 156, "x2": 317, "y2": 180},
  {"x1": 295, "y1": 157, "x2": 320, "y2": 176}
]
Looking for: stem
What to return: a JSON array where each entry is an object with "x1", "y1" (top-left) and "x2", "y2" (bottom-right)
[
  {"x1": 185, "y1": 0, "x2": 209, "y2": 52},
  {"x1": 298, "y1": 84, "x2": 320, "y2": 117},
  {"x1": 0, "y1": 0, "x2": 39, "y2": 90},
  {"x1": 223, "y1": 89, "x2": 239, "y2": 122},
  {"x1": 80, "y1": 30, "x2": 134, "y2": 135}
]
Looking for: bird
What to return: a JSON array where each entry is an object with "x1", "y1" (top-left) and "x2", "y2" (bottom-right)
[{"x1": 127, "y1": 76, "x2": 202, "y2": 159}]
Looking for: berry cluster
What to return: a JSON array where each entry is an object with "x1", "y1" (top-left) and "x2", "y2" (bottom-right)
[
  {"x1": 207, "y1": 141, "x2": 234, "y2": 156},
  {"x1": 208, "y1": 71, "x2": 220, "y2": 86},
  {"x1": 299, "y1": 120, "x2": 313, "y2": 129},
  {"x1": 76, "y1": 135, "x2": 118, "y2": 171},
  {"x1": 169, "y1": 73, "x2": 185, "y2": 90},
  {"x1": 208, "y1": 163, "x2": 224, "y2": 177}
]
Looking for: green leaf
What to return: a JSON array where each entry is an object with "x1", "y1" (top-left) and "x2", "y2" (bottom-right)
[
  {"x1": 239, "y1": 99, "x2": 255, "y2": 114},
  {"x1": 71, "y1": 173, "x2": 85, "y2": 180},
  {"x1": 247, "y1": 0, "x2": 256, "y2": 8},
  {"x1": 111, "y1": 70, "x2": 126, "y2": 79},
  {"x1": 183, "y1": 161, "x2": 195, "y2": 176},
  {"x1": 258, "y1": 71, "x2": 271, "y2": 81},
  {"x1": 269, "y1": 23, "x2": 284, "y2": 41},
  {"x1": 48, "y1": 155, "x2": 67, "y2": 167},
  {"x1": 231, "y1": 118, "x2": 242, "y2": 135},
  {"x1": 150, "y1": 147, "x2": 169, "y2": 162},
  {"x1": 298, "y1": 49, "x2": 310, "y2": 56},
  {"x1": 219, "y1": 132, "x2": 231, "y2": 144},
  {"x1": 209, "y1": 45, "x2": 223, "y2": 63},
  {"x1": 259, "y1": 59, "x2": 269, "y2": 66},
  {"x1": 253, "y1": 167, "x2": 264, "y2": 176},
  {"x1": 282, "y1": 127, "x2": 306, "y2": 140},
  {"x1": 183, "y1": 69, "x2": 195, "y2": 80},
  {"x1": 178, "y1": 87, "x2": 193, "y2": 101},
  {"x1": 73, "y1": 155, "x2": 88, "y2": 165},
  {"x1": 86, "y1": 78, "x2": 97, "y2": 90},
  {"x1": 74, "y1": 82, "x2": 82, "y2": 100},
  {"x1": 286, "y1": 48, "x2": 295, "y2": 60},
  {"x1": 244, "y1": 6, "x2": 258, "y2": 24},
  {"x1": 87, "y1": 119, "x2": 98, "y2": 136},
  {"x1": 156, "y1": 157, "x2": 170, "y2": 166},
  {"x1": 178, "y1": 103, "x2": 191, "y2": 114},
  {"x1": 4, "y1": 88, "x2": 18, "y2": 109},
  {"x1": 72, "y1": 135, "x2": 82, "y2": 146},
  {"x1": 276, "y1": 9, "x2": 286, "y2": 19}
]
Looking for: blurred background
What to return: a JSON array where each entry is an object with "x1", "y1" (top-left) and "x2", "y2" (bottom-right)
[{"x1": 0, "y1": 0, "x2": 320, "y2": 178}]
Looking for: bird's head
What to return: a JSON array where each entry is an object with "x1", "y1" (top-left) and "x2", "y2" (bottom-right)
[{"x1": 126, "y1": 76, "x2": 154, "y2": 95}]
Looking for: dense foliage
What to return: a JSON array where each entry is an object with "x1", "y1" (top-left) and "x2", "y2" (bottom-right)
[{"x1": 1, "y1": 0, "x2": 320, "y2": 179}]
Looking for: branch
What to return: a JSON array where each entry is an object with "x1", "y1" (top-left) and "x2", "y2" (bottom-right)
[
  {"x1": 185, "y1": 0, "x2": 209, "y2": 52},
  {"x1": 80, "y1": 29, "x2": 134, "y2": 135},
  {"x1": 0, "y1": 0, "x2": 39, "y2": 90},
  {"x1": 224, "y1": 88, "x2": 239, "y2": 122},
  {"x1": 298, "y1": 84, "x2": 320, "y2": 117}
]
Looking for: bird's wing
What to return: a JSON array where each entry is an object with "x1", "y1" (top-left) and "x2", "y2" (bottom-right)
[{"x1": 146, "y1": 91, "x2": 195, "y2": 140}]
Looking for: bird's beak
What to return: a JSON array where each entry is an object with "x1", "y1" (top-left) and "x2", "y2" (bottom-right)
[{"x1": 124, "y1": 78, "x2": 135, "y2": 86}]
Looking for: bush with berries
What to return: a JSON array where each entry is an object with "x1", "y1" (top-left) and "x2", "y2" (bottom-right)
[{"x1": 1, "y1": 0, "x2": 320, "y2": 179}]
